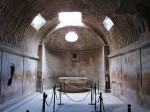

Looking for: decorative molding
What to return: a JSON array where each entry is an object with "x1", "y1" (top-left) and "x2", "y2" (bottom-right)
[
  {"x1": 0, "y1": 42, "x2": 39, "y2": 60},
  {"x1": 109, "y1": 38, "x2": 150, "y2": 58},
  {"x1": 47, "y1": 46, "x2": 102, "y2": 51}
]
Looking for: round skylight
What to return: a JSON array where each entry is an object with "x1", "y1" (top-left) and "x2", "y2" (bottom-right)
[{"x1": 65, "y1": 32, "x2": 78, "y2": 42}]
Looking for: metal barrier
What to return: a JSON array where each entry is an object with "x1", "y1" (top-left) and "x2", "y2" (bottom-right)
[
  {"x1": 53, "y1": 85, "x2": 56, "y2": 112},
  {"x1": 42, "y1": 85, "x2": 57, "y2": 112},
  {"x1": 128, "y1": 104, "x2": 131, "y2": 112},
  {"x1": 97, "y1": 92, "x2": 105, "y2": 112},
  {"x1": 89, "y1": 84, "x2": 94, "y2": 105},
  {"x1": 57, "y1": 83, "x2": 64, "y2": 105},
  {"x1": 41, "y1": 84, "x2": 132, "y2": 112},
  {"x1": 94, "y1": 84, "x2": 97, "y2": 111},
  {"x1": 63, "y1": 82, "x2": 66, "y2": 92},
  {"x1": 42, "y1": 92, "x2": 47, "y2": 112}
]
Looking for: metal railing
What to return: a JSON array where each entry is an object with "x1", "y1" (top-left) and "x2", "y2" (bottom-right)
[{"x1": 41, "y1": 82, "x2": 131, "y2": 112}]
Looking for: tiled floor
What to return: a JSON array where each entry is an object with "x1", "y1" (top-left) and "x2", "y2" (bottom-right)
[{"x1": 3, "y1": 89, "x2": 148, "y2": 112}]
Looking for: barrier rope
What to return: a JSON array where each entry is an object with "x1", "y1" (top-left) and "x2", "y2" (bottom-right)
[
  {"x1": 65, "y1": 80, "x2": 97, "y2": 90},
  {"x1": 45, "y1": 91, "x2": 54, "y2": 106},
  {"x1": 64, "y1": 91, "x2": 90, "y2": 102}
]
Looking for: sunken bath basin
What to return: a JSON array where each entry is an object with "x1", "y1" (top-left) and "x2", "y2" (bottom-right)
[{"x1": 58, "y1": 77, "x2": 89, "y2": 93}]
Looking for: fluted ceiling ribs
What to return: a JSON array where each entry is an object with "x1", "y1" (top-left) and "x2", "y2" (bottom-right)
[{"x1": 0, "y1": 0, "x2": 150, "y2": 54}]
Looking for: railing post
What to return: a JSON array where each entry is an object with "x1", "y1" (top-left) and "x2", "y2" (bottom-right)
[
  {"x1": 53, "y1": 85, "x2": 56, "y2": 112},
  {"x1": 89, "y1": 84, "x2": 94, "y2": 105},
  {"x1": 94, "y1": 84, "x2": 97, "y2": 111},
  {"x1": 98, "y1": 80, "x2": 100, "y2": 94},
  {"x1": 99, "y1": 92, "x2": 102, "y2": 112},
  {"x1": 42, "y1": 92, "x2": 47, "y2": 112},
  {"x1": 128, "y1": 104, "x2": 131, "y2": 112},
  {"x1": 63, "y1": 82, "x2": 66, "y2": 93},
  {"x1": 58, "y1": 83, "x2": 64, "y2": 105}
]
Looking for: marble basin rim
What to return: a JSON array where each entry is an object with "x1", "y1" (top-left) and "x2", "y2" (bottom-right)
[{"x1": 58, "y1": 77, "x2": 88, "y2": 84}]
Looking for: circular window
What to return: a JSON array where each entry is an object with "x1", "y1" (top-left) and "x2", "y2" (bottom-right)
[{"x1": 65, "y1": 32, "x2": 78, "y2": 42}]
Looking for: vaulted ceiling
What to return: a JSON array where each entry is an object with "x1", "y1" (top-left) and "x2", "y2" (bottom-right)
[
  {"x1": 44, "y1": 26, "x2": 105, "y2": 51},
  {"x1": 0, "y1": 0, "x2": 150, "y2": 54}
]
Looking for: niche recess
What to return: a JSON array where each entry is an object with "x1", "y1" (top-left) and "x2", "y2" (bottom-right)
[
  {"x1": 71, "y1": 52, "x2": 79, "y2": 60},
  {"x1": 8, "y1": 63, "x2": 15, "y2": 86}
]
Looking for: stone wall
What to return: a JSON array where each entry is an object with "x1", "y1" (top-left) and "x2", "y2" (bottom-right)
[
  {"x1": 122, "y1": 51, "x2": 142, "y2": 105},
  {"x1": 0, "y1": 51, "x2": 2, "y2": 101},
  {"x1": 0, "y1": 51, "x2": 37, "y2": 104},
  {"x1": 1, "y1": 52, "x2": 23, "y2": 103},
  {"x1": 41, "y1": 46, "x2": 105, "y2": 91},
  {"x1": 141, "y1": 47, "x2": 150, "y2": 109},
  {"x1": 110, "y1": 56, "x2": 122, "y2": 97},
  {"x1": 23, "y1": 58, "x2": 37, "y2": 95},
  {"x1": 109, "y1": 45, "x2": 150, "y2": 110}
]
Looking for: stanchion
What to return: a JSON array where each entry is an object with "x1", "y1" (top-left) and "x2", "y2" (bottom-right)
[
  {"x1": 63, "y1": 82, "x2": 66, "y2": 93},
  {"x1": 92, "y1": 83, "x2": 100, "y2": 112},
  {"x1": 89, "y1": 84, "x2": 94, "y2": 105},
  {"x1": 94, "y1": 84, "x2": 97, "y2": 111},
  {"x1": 97, "y1": 92, "x2": 105, "y2": 112},
  {"x1": 42, "y1": 92, "x2": 47, "y2": 112},
  {"x1": 97, "y1": 80, "x2": 100, "y2": 94},
  {"x1": 53, "y1": 85, "x2": 56, "y2": 112},
  {"x1": 57, "y1": 83, "x2": 64, "y2": 105},
  {"x1": 128, "y1": 104, "x2": 131, "y2": 112},
  {"x1": 99, "y1": 92, "x2": 102, "y2": 112}
]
